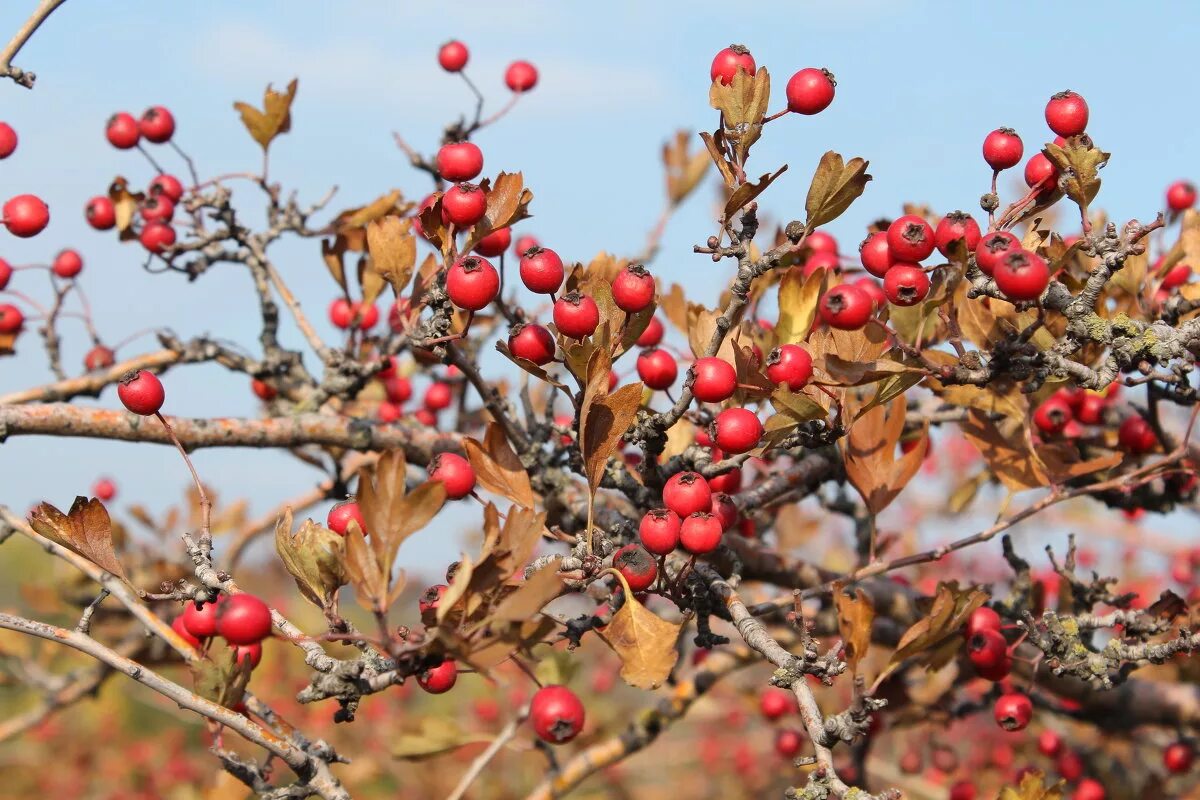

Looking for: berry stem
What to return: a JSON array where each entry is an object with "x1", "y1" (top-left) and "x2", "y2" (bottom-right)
[
  {"x1": 136, "y1": 142, "x2": 166, "y2": 175},
  {"x1": 154, "y1": 411, "x2": 212, "y2": 550}
]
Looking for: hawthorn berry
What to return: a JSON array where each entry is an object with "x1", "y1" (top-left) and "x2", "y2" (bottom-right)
[
  {"x1": 766, "y1": 344, "x2": 813, "y2": 391},
  {"x1": 438, "y1": 40, "x2": 469, "y2": 72},
  {"x1": 803, "y1": 250, "x2": 840, "y2": 277},
  {"x1": 690, "y1": 357, "x2": 737, "y2": 403},
  {"x1": 414, "y1": 407, "x2": 438, "y2": 426},
  {"x1": 1045, "y1": 90, "x2": 1089, "y2": 137},
  {"x1": 327, "y1": 500, "x2": 367, "y2": 536},
  {"x1": 983, "y1": 127, "x2": 1024, "y2": 171},
  {"x1": 1037, "y1": 729, "x2": 1063, "y2": 758},
  {"x1": 639, "y1": 509, "x2": 681, "y2": 555},
  {"x1": 504, "y1": 60, "x2": 538, "y2": 92},
  {"x1": 1167, "y1": 180, "x2": 1197, "y2": 212},
  {"x1": 1163, "y1": 741, "x2": 1194, "y2": 774},
  {"x1": 854, "y1": 277, "x2": 888, "y2": 310},
  {"x1": 429, "y1": 452, "x2": 476, "y2": 499},
  {"x1": 1024, "y1": 153, "x2": 1058, "y2": 191},
  {"x1": 886, "y1": 214, "x2": 936, "y2": 262},
  {"x1": 139, "y1": 106, "x2": 176, "y2": 143},
  {"x1": 117, "y1": 370, "x2": 165, "y2": 415},
  {"x1": 636, "y1": 315, "x2": 664, "y2": 347},
  {"x1": 759, "y1": 687, "x2": 795, "y2": 720},
  {"x1": 1118, "y1": 415, "x2": 1157, "y2": 454},
  {"x1": 139, "y1": 222, "x2": 176, "y2": 254},
  {"x1": 1162, "y1": 263, "x2": 1191, "y2": 290},
  {"x1": 83, "y1": 196, "x2": 115, "y2": 230},
  {"x1": 530, "y1": 685, "x2": 585, "y2": 744},
  {"x1": 141, "y1": 194, "x2": 175, "y2": 223},
  {"x1": 807, "y1": 230, "x2": 838, "y2": 255},
  {"x1": 775, "y1": 728, "x2": 803, "y2": 759},
  {"x1": 436, "y1": 141, "x2": 484, "y2": 182},
  {"x1": 249, "y1": 379, "x2": 276, "y2": 401},
  {"x1": 966, "y1": 605, "x2": 1002, "y2": 636},
  {"x1": 419, "y1": 584, "x2": 448, "y2": 615},
  {"x1": 52, "y1": 249, "x2": 83, "y2": 279},
  {"x1": 553, "y1": 291, "x2": 600, "y2": 339},
  {"x1": 150, "y1": 174, "x2": 185, "y2": 202},
  {"x1": 975, "y1": 230, "x2": 1020, "y2": 276},
  {"x1": 441, "y1": 183, "x2": 488, "y2": 227},
  {"x1": 3, "y1": 194, "x2": 50, "y2": 237},
  {"x1": 818, "y1": 284, "x2": 873, "y2": 329},
  {"x1": 637, "y1": 347, "x2": 677, "y2": 390},
  {"x1": 713, "y1": 407, "x2": 763, "y2": 454},
  {"x1": 662, "y1": 471, "x2": 711, "y2": 518},
  {"x1": 1057, "y1": 749, "x2": 1084, "y2": 782},
  {"x1": 514, "y1": 234, "x2": 540, "y2": 257},
  {"x1": 709, "y1": 492, "x2": 739, "y2": 530},
  {"x1": 785, "y1": 67, "x2": 835, "y2": 115},
  {"x1": 612, "y1": 264, "x2": 655, "y2": 312},
  {"x1": 1034, "y1": 397, "x2": 1073, "y2": 435},
  {"x1": 377, "y1": 401, "x2": 402, "y2": 423},
  {"x1": 519, "y1": 247, "x2": 564, "y2": 294},
  {"x1": 993, "y1": 249, "x2": 1050, "y2": 301},
  {"x1": 679, "y1": 512, "x2": 723, "y2": 554},
  {"x1": 883, "y1": 263, "x2": 930, "y2": 306},
  {"x1": 858, "y1": 231, "x2": 894, "y2": 277},
  {"x1": 105, "y1": 112, "x2": 140, "y2": 149},
  {"x1": 424, "y1": 381, "x2": 453, "y2": 411},
  {"x1": 1072, "y1": 779, "x2": 1105, "y2": 800},
  {"x1": 229, "y1": 641, "x2": 263, "y2": 669},
  {"x1": 948, "y1": 781, "x2": 977, "y2": 800},
  {"x1": 446, "y1": 256, "x2": 500, "y2": 310},
  {"x1": 967, "y1": 628, "x2": 1010, "y2": 677},
  {"x1": 612, "y1": 543, "x2": 657, "y2": 592},
  {"x1": 172, "y1": 614, "x2": 203, "y2": 648},
  {"x1": 215, "y1": 594, "x2": 273, "y2": 645},
  {"x1": 993, "y1": 691, "x2": 1033, "y2": 731},
  {"x1": 935, "y1": 211, "x2": 981, "y2": 256},
  {"x1": 417, "y1": 658, "x2": 458, "y2": 694},
  {"x1": 384, "y1": 375, "x2": 413, "y2": 404},
  {"x1": 710, "y1": 45, "x2": 755, "y2": 85},
  {"x1": 0, "y1": 122, "x2": 16, "y2": 158},
  {"x1": 181, "y1": 599, "x2": 219, "y2": 639},
  {"x1": 84, "y1": 345, "x2": 115, "y2": 371},
  {"x1": 92, "y1": 477, "x2": 116, "y2": 502},
  {"x1": 474, "y1": 226, "x2": 511, "y2": 257},
  {"x1": 508, "y1": 323, "x2": 557, "y2": 365}
]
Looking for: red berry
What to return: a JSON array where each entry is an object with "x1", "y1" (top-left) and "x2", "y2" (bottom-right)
[
  {"x1": 429, "y1": 452, "x2": 476, "y2": 499},
  {"x1": 965, "y1": 606, "x2": 1002, "y2": 637},
  {"x1": 377, "y1": 401, "x2": 402, "y2": 423},
  {"x1": 710, "y1": 45, "x2": 755, "y2": 85},
  {"x1": 709, "y1": 492, "x2": 739, "y2": 531},
  {"x1": 637, "y1": 347, "x2": 677, "y2": 390},
  {"x1": 785, "y1": 68, "x2": 836, "y2": 115},
  {"x1": 803, "y1": 250, "x2": 840, "y2": 277},
  {"x1": 713, "y1": 407, "x2": 762, "y2": 454},
  {"x1": 446, "y1": 256, "x2": 500, "y2": 310},
  {"x1": 85, "y1": 196, "x2": 116, "y2": 230},
  {"x1": 983, "y1": 127, "x2": 1024, "y2": 171},
  {"x1": 441, "y1": 183, "x2": 488, "y2": 227},
  {"x1": 639, "y1": 509, "x2": 681, "y2": 555},
  {"x1": 854, "y1": 276, "x2": 887, "y2": 310},
  {"x1": 504, "y1": 60, "x2": 538, "y2": 92},
  {"x1": 0, "y1": 259, "x2": 11, "y2": 290},
  {"x1": 514, "y1": 234, "x2": 540, "y2": 256},
  {"x1": 975, "y1": 230, "x2": 1020, "y2": 276},
  {"x1": 105, "y1": 112, "x2": 140, "y2": 149},
  {"x1": 139, "y1": 106, "x2": 176, "y2": 143},
  {"x1": 508, "y1": 323, "x2": 556, "y2": 365},
  {"x1": 612, "y1": 543, "x2": 657, "y2": 592},
  {"x1": 766, "y1": 344, "x2": 813, "y2": 391},
  {"x1": 819, "y1": 284, "x2": 873, "y2": 329},
  {"x1": 92, "y1": 477, "x2": 117, "y2": 501},
  {"x1": 807, "y1": 230, "x2": 838, "y2": 255},
  {"x1": 150, "y1": 174, "x2": 184, "y2": 202},
  {"x1": 1167, "y1": 180, "x2": 1197, "y2": 212},
  {"x1": 1072, "y1": 779, "x2": 1105, "y2": 800},
  {"x1": 707, "y1": 467, "x2": 741, "y2": 494},
  {"x1": 172, "y1": 614, "x2": 203, "y2": 648},
  {"x1": 967, "y1": 628, "x2": 1010, "y2": 675},
  {"x1": 993, "y1": 249, "x2": 1050, "y2": 301},
  {"x1": 636, "y1": 316, "x2": 664, "y2": 347},
  {"x1": 759, "y1": 687, "x2": 795, "y2": 720},
  {"x1": 0, "y1": 122, "x2": 16, "y2": 158},
  {"x1": 229, "y1": 641, "x2": 263, "y2": 669},
  {"x1": 438, "y1": 40, "x2": 469, "y2": 72},
  {"x1": 139, "y1": 222, "x2": 176, "y2": 254},
  {"x1": 0, "y1": 302, "x2": 24, "y2": 334},
  {"x1": 1037, "y1": 729, "x2": 1063, "y2": 758},
  {"x1": 519, "y1": 247, "x2": 564, "y2": 294},
  {"x1": 530, "y1": 685, "x2": 585, "y2": 744},
  {"x1": 417, "y1": 658, "x2": 458, "y2": 694},
  {"x1": 141, "y1": 194, "x2": 175, "y2": 223},
  {"x1": 52, "y1": 248, "x2": 83, "y2": 279},
  {"x1": 425, "y1": 381, "x2": 453, "y2": 411},
  {"x1": 858, "y1": 232, "x2": 894, "y2": 277},
  {"x1": 1076, "y1": 393, "x2": 1105, "y2": 425},
  {"x1": 886, "y1": 214, "x2": 936, "y2": 262},
  {"x1": 436, "y1": 142, "x2": 484, "y2": 182},
  {"x1": 474, "y1": 226, "x2": 511, "y2": 257},
  {"x1": 1058, "y1": 750, "x2": 1084, "y2": 781},
  {"x1": 1034, "y1": 398, "x2": 1073, "y2": 435},
  {"x1": 117, "y1": 370, "x2": 165, "y2": 415},
  {"x1": 1045, "y1": 90, "x2": 1089, "y2": 137},
  {"x1": 935, "y1": 211, "x2": 982, "y2": 257},
  {"x1": 215, "y1": 594, "x2": 273, "y2": 645},
  {"x1": 775, "y1": 729, "x2": 803, "y2": 759},
  {"x1": 329, "y1": 298, "x2": 354, "y2": 329},
  {"x1": 419, "y1": 584, "x2": 448, "y2": 614},
  {"x1": 691, "y1": 357, "x2": 737, "y2": 403},
  {"x1": 251, "y1": 378, "x2": 276, "y2": 401},
  {"x1": 680, "y1": 512, "x2": 723, "y2": 554},
  {"x1": 553, "y1": 291, "x2": 600, "y2": 339},
  {"x1": 181, "y1": 600, "x2": 218, "y2": 639},
  {"x1": 1118, "y1": 415, "x2": 1156, "y2": 454},
  {"x1": 414, "y1": 407, "x2": 438, "y2": 426},
  {"x1": 612, "y1": 264, "x2": 655, "y2": 312},
  {"x1": 1164, "y1": 741, "x2": 1194, "y2": 774},
  {"x1": 384, "y1": 375, "x2": 412, "y2": 404},
  {"x1": 883, "y1": 263, "x2": 930, "y2": 307},
  {"x1": 4, "y1": 194, "x2": 49, "y2": 237},
  {"x1": 662, "y1": 471, "x2": 712, "y2": 518},
  {"x1": 993, "y1": 691, "x2": 1033, "y2": 731},
  {"x1": 1162, "y1": 263, "x2": 1191, "y2": 290},
  {"x1": 948, "y1": 781, "x2": 976, "y2": 800},
  {"x1": 327, "y1": 500, "x2": 367, "y2": 536},
  {"x1": 1024, "y1": 153, "x2": 1058, "y2": 192}
]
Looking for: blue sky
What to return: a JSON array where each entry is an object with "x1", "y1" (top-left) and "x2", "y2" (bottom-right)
[{"x1": 0, "y1": 1, "x2": 1194, "y2": 570}]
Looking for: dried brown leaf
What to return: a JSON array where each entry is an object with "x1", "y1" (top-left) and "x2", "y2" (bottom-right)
[
  {"x1": 29, "y1": 498, "x2": 128, "y2": 582},
  {"x1": 804, "y1": 151, "x2": 872, "y2": 229},
  {"x1": 233, "y1": 78, "x2": 298, "y2": 152}
]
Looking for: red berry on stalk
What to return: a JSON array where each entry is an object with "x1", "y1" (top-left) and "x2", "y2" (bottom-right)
[
  {"x1": 886, "y1": 214, "x2": 936, "y2": 262},
  {"x1": 710, "y1": 492, "x2": 739, "y2": 531},
  {"x1": 215, "y1": 594, "x2": 273, "y2": 645},
  {"x1": 172, "y1": 614, "x2": 203, "y2": 648},
  {"x1": 505, "y1": 60, "x2": 538, "y2": 92},
  {"x1": 419, "y1": 584, "x2": 448, "y2": 615},
  {"x1": 983, "y1": 127, "x2": 1024, "y2": 171},
  {"x1": 150, "y1": 174, "x2": 184, "y2": 202},
  {"x1": 785, "y1": 67, "x2": 836, "y2": 115},
  {"x1": 0, "y1": 122, "x2": 16, "y2": 158},
  {"x1": 1024, "y1": 153, "x2": 1058, "y2": 192},
  {"x1": 993, "y1": 250, "x2": 1050, "y2": 301},
  {"x1": 854, "y1": 277, "x2": 887, "y2": 310},
  {"x1": 690, "y1": 357, "x2": 737, "y2": 403},
  {"x1": 117, "y1": 370, "x2": 165, "y2": 415},
  {"x1": 949, "y1": 782, "x2": 977, "y2": 800},
  {"x1": 1057, "y1": 750, "x2": 1084, "y2": 781},
  {"x1": 637, "y1": 347, "x2": 677, "y2": 390},
  {"x1": 92, "y1": 478, "x2": 116, "y2": 502},
  {"x1": 553, "y1": 291, "x2": 600, "y2": 339},
  {"x1": 85, "y1": 196, "x2": 116, "y2": 230},
  {"x1": 1045, "y1": 90, "x2": 1089, "y2": 137},
  {"x1": 508, "y1": 323, "x2": 556, "y2": 365},
  {"x1": 438, "y1": 40, "x2": 469, "y2": 72},
  {"x1": 883, "y1": 263, "x2": 930, "y2": 306},
  {"x1": 967, "y1": 628, "x2": 1010, "y2": 675},
  {"x1": 139, "y1": 222, "x2": 176, "y2": 254},
  {"x1": 229, "y1": 642, "x2": 263, "y2": 669},
  {"x1": 329, "y1": 298, "x2": 354, "y2": 329},
  {"x1": 519, "y1": 247, "x2": 564, "y2": 294},
  {"x1": 1166, "y1": 180, "x2": 1197, "y2": 212},
  {"x1": 612, "y1": 544, "x2": 657, "y2": 592},
  {"x1": 935, "y1": 211, "x2": 981, "y2": 257},
  {"x1": 1076, "y1": 392, "x2": 1106, "y2": 425},
  {"x1": 1072, "y1": 779, "x2": 1105, "y2": 800},
  {"x1": 440, "y1": 183, "x2": 487, "y2": 227},
  {"x1": 446, "y1": 256, "x2": 500, "y2": 310},
  {"x1": 612, "y1": 264, "x2": 655, "y2": 312},
  {"x1": 474, "y1": 226, "x2": 511, "y2": 257},
  {"x1": 1162, "y1": 263, "x2": 1191, "y2": 290},
  {"x1": 680, "y1": 512, "x2": 723, "y2": 554},
  {"x1": 141, "y1": 194, "x2": 175, "y2": 223},
  {"x1": 707, "y1": 467, "x2": 741, "y2": 494},
  {"x1": 713, "y1": 407, "x2": 763, "y2": 454},
  {"x1": 1034, "y1": 398, "x2": 1073, "y2": 435},
  {"x1": 514, "y1": 234, "x2": 540, "y2": 257},
  {"x1": 105, "y1": 112, "x2": 140, "y2": 149},
  {"x1": 181, "y1": 600, "x2": 218, "y2": 639},
  {"x1": 710, "y1": 45, "x2": 755, "y2": 85},
  {"x1": 414, "y1": 407, "x2": 438, "y2": 426},
  {"x1": 818, "y1": 284, "x2": 873, "y2": 330},
  {"x1": 429, "y1": 452, "x2": 476, "y2": 499},
  {"x1": 1163, "y1": 741, "x2": 1194, "y2": 774},
  {"x1": 1038, "y1": 729, "x2": 1063, "y2": 758},
  {"x1": 975, "y1": 230, "x2": 1020, "y2": 276},
  {"x1": 436, "y1": 142, "x2": 483, "y2": 182},
  {"x1": 803, "y1": 250, "x2": 840, "y2": 277},
  {"x1": 425, "y1": 381, "x2": 453, "y2": 411},
  {"x1": 662, "y1": 471, "x2": 712, "y2": 518},
  {"x1": 640, "y1": 509, "x2": 681, "y2": 555},
  {"x1": 0, "y1": 258, "x2": 10, "y2": 291},
  {"x1": 530, "y1": 685, "x2": 585, "y2": 744},
  {"x1": 327, "y1": 500, "x2": 367, "y2": 536},
  {"x1": 993, "y1": 691, "x2": 1033, "y2": 731},
  {"x1": 775, "y1": 729, "x2": 803, "y2": 759},
  {"x1": 636, "y1": 316, "x2": 664, "y2": 347},
  {"x1": 52, "y1": 249, "x2": 83, "y2": 279},
  {"x1": 250, "y1": 379, "x2": 276, "y2": 401},
  {"x1": 759, "y1": 687, "x2": 795, "y2": 720},
  {"x1": 1118, "y1": 415, "x2": 1157, "y2": 454},
  {"x1": 0, "y1": 303, "x2": 23, "y2": 334},
  {"x1": 417, "y1": 659, "x2": 458, "y2": 694},
  {"x1": 384, "y1": 375, "x2": 412, "y2": 404},
  {"x1": 766, "y1": 344, "x2": 813, "y2": 391},
  {"x1": 139, "y1": 106, "x2": 176, "y2": 143},
  {"x1": 807, "y1": 230, "x2": 838, "y2": 255},
  {"x1": 4, "y1": 194, "x2": 50, "y2": 237},
  {"x1": 858, "y1": 232, "x2": 893, "y2": 277}
]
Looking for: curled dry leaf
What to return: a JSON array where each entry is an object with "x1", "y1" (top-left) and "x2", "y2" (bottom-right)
[
  {"x1": 365, "y1": 216, "x2": 417, "y2": 297},
  {"x1": 775, "y1": 265, "x2": 824, "y2": 345},
  {"x1": 463, "y1": 421, "x2": 537, "y2": 509},
  {"x1": 885, "y1": 581, "x2": 987, "y2": 676},
  {"x1": 1043, "y1": 140, "x2": 1110, "y2": 218},
  {"x1": 274, "y1": 508, "x2": 346, "y2": 609},
  {"x1": 29, "y1": 498, "x2": 128, "y2": 582},
  {"x1": 461, "y1": 172, "x2": 533, "y2": 252},
  {"x1": 841, "y1": 396, "x2": 927, "y2": 514},
  {"x1": 232, "y1": 78, "x2": 298, "y2": 152},
  {"x1": 107, "y1": 177, "x2": 144, "y2": 241},
  {"x1": 663, "y1": 129, "x2": 711, "y2": 206},
  {"x1": 724, "y1": 164, "x2": 788, "y2": 221},
  {"x1": 804, "y1": 150, "x2": 872, "y2": 230},
  {"x1": 597, "y1": 571, "x2": 682, "y2": 689},
  {"x1": 834, "y1": 585, "x2": 875, "y2": 676}
]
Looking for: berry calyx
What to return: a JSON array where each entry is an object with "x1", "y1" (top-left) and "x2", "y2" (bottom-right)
[
  {"x1": 215, "y1": 594, "x2": 273, "y2": 645},
  {"x1": 1045, "y1": 90, "x2": 1089, "y2": 137},
  {"x1": 327, "y1": 500, "x2": 367, "y2": 536},
  {"x1": 690, "y1": 357, "x2": 737, "y2": 403},
  {"x1": 117, "y1": 370, "x2": 165, "y2": 415},
  {"x1": 508, "y1": 322, "x2": 557, "y2": 365},
  {"x1": 713, "y1": 407, "x2": 763, "y2": 454},
  {"x1": 983, "y1": 127, "x2": 1023, "y2": 171},
  {"x1": 419, "y1": 584, "x2": 448, "y2": 615},
  {"x1": 530, "y1": 685, "x2": 585, "y2": 744},
  {"x1": 974, "y1": 230, "x2": 1020, "y2": 276},
  {"x1": 519, "y1": 246, "x2": 565, "y2": 294},
  {"x1": 4, "y1": 194, "x2": 50, "y2": 237},
  {"x1": 105, "y1": 112, "x2": 140, "y2": 149},
  {"x1": 636, "y1": 347, "x2": 677, "y2": 390},
  {"x1": 446, "y1": 256, "x2": 500, "y2": 310},
  {"x1": 612, "y1": 264, "x2": 655, "y2": 312},
  {"x1": 993, "y1": 249, "x2": 1050, "y2": 301},
  {"x1": 993, "y1": 691, "x2": 1033, "y2": 731},
  {"x1": 504, "y1": 60, "x2": 538, "y2": 92},
  {"x1": 436, "y1": 142, "x2": 484, "y2": 182},
  {"x1": 710, "y1": 45, "x2": 755, "y2": 85},
  {"x1": 612, "y1": 543, "x2": 657, "y2": 592},
  {"x1": 679, "y1": 512, "x2": 723, "y2": 554},
  {"x1": 785, "y1": 68, "x2": 836, "y2": 115},
  {"x1": 429, "y1": 452, "x2": 476, "y2": 500},
  {"x1": 766, "y1": 344, "x2": 813, "y2": 391},
  {"x1": 883, "y1": 263, "x2": 930, "y2": 306},
  {"x1": 886, "y1": 214, "x2": 936, "y2": 262},
  {"x1": 934, "y1": 211, "x2": 982, "y2": 257},
  {"x1": 438, "y1": 40, "x2": 469, "y2": 72},
  {"x1": 818, "y1": 284, "x2": 873, "y2": 330},
  {"x1": 553, "y1": 291, "x2": 600, "y2": 339},
  {"x1": 639, "y1": 508, "x2": 681, "y2": 555},
  {"x1": 139, "y1": 106, "x2": 176, "y2": 143},
  {"x1": 662, "y1": 471, "x2": 712, "y2": 518},
  {"x1": 859, "y1": 231, "x2": 894, "y2": 278},
  {"x1": 417, "y1": 658, "x2": 458, "y2": 694},
  {"x1": 52, "y1": 248, "x2": 83, "y2": 279}
]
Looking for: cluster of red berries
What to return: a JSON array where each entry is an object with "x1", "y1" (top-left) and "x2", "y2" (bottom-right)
[
  {"x1": 172, "y1": 592, "x2": 273, "y2": 671},
  {"x1": 709, "y1": 45, "x2": 836, "y2": 117},
  {"x1": 0, "y1": 247, "x2": 94, "y2": 338},
  {"x1": 436, "y1": 39, "x2": 539, "y2": 94},
  {"x1": 630, "y1": 468, "x2": 750, "y2": 570},
  {"x1": 0, "y1": 121, "x2": 51, "y2": 239},
  {"x1": 1032, "y1": 384, "x2": 1165, "y2": 458},
  {"x1": 368, "y1": 355, "x2": 460, "y2": 428}
]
